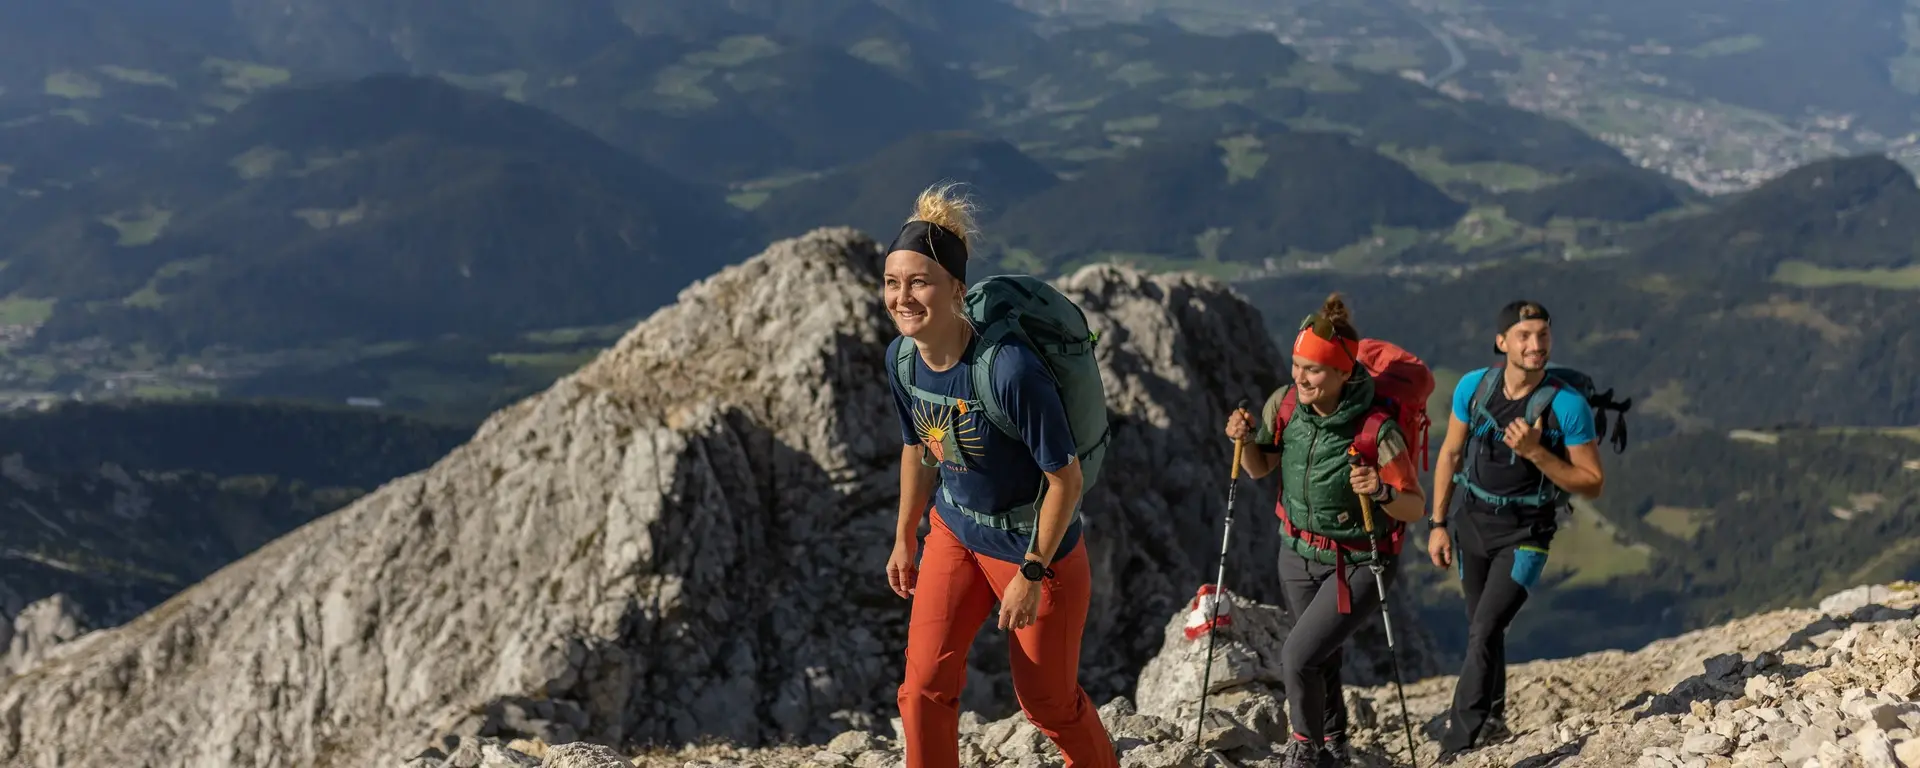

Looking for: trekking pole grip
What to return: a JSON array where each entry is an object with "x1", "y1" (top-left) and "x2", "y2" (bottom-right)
[
  {"x1": 1348, "y1": 446, "x2": 1376, "y2": 535},
  {"x1": 1229, "y1": 398, "x2": 1249, "y2": 481}
]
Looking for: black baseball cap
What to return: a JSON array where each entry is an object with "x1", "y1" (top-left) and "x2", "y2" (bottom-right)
[{"x1": 1493, "y1": 300, "x2": 1551, "y2": 354}]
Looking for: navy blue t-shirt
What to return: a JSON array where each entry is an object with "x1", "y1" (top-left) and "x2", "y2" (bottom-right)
[{"x1": 888, "y1": 335, "x2": 1082, "y2": 565}]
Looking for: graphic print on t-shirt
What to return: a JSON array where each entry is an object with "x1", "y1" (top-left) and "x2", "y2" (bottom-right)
[{"x1": 909, "y1": 394, "x2": 986, "y2": 468}]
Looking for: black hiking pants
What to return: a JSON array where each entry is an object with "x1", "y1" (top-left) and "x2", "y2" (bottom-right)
[
  {"x1": 1277, "y1": 547, "x2": 1396, "y2": 743},
  {"x1": 1440, "y1": 503, "x2": 1557, "y2": 752}
]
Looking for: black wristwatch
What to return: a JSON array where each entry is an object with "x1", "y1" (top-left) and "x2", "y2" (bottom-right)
[
  {"x1": 1020, "y1": 559, "x2": 1055, "y2": 582},
  {"x1": 1370, "y1": 484, "x2": 1397, "y2": 505}
]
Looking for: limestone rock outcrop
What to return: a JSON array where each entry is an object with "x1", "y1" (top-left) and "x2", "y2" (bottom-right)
[
  {"x1": 0, "y1": 228, "x2": 1438, "y2": 767},
  {"x1": 2, "y1": 592, "x2": 92, "y2": 677}
]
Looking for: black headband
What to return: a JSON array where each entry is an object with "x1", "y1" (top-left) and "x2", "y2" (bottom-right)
[{"x1": 890, "y1": 219, "x2": 967, "y2": 283}]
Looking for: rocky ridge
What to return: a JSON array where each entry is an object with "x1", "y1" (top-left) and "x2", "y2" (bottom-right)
[
  {"x1": 0, "y1": 228, "x2": 1444, "y2": 768},
  {"x1": 397, "y1": 581, "x2": 1920, "y2": 768},
  {"x1": 0, "y1": 592, "x2": 92, "y2": 678}
]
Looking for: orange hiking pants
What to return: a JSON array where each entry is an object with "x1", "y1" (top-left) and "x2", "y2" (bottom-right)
[{"x1": 898, "y1": 512, "x2": 1117, "y2": 768}]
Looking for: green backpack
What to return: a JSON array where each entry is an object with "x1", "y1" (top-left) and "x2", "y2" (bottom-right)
[{"x1": 891, "y1": 275, "x2": 1112, "y2": 533}]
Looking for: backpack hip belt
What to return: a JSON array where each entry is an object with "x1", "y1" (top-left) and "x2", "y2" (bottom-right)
[
  {"x1": 941, "y1": 484, "x2": 1042, "y2": 532},
  {"x1": 1276, "y1": 501, "x2": 1403, "y2": 614},
  {"x1": 1453, "y1": 472, "x2": 1566, "y2": 515}
]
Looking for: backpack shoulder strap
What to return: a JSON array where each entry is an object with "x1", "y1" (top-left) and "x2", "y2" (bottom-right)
[
  {"x1": 968, "y1": 341, "x2": 1020, "y2": 441},
  {"x1": 1524, "y1": 379, "x2": 1564, "y2": 444},
  {"x1": 895, "y1": 335, "x2": 977, "y2": 414},
  {"x1": 891, "y1": 336, "x2": 915, "y2": 392},
  {"x1": 1275, "y1": 385, "x2": 1299, "y2": 435},
  {"x1": 1467, "y1": 363, "x2": 1503, "y2": 424},
  {"x1": 1354, "y1": 405, "x2": 1393, "y2": 467},
  {"x1": 1456, "y1": 365, "x2": 1503, "y2": 488}
]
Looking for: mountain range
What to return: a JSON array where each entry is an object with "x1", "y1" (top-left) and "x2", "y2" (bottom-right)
[
  {"x1": 1009, "y1": 0, "x2": 1920, "y2": 193},
  {"x1": 2, "y1": 3, "x2": 1687, "y2": 363}
]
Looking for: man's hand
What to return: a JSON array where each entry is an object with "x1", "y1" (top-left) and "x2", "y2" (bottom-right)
[
  {"x1": 999, "y1": 572, "x2": 1042, "y2": 630},
  {"x1": 887, "y1": 537, "x2": 919, "y2": 599},
  {"x1": 1504, "y1": 415, "x2": 1546, "y2": 462},
  {"x1": 1428, "y1": 527, "x2": 1453, "y2": 569}
]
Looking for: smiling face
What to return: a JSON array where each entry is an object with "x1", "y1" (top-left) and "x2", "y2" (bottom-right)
[
  {"x1": 1291, "y1": 355, "x2": 1352, "y2": 410},
  {"x1": 1497, "y1": 318, "x2": 1552, "y2": 372},
  {"x1": 884, "y1": 249, "x2": 964, "y2": 338}
]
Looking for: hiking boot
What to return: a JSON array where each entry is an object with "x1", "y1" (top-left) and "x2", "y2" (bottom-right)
[
  {"x1": 1280, "y1": 738, "x2": 1338, "y2": 768},
  {"x1": 1322, "y1": 732, "x2": 1352, "y2": 766},
  {"x1": 1481, "y1": 714, "x2": 1515, "y2": 743},
  {"x1": 1282, "y1": 737, "x2": 1328, "y2": 768},
  {"x1": 1435, "y1": 715, "x2": 1516, "y2": 765}
]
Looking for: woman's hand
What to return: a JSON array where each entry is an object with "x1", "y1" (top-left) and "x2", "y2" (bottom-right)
[
  {"x1": 999, "y1": 573, "x2": 1042, "y2": 630},
  {"x1": 1349, "y1": 464, "x2": 1382, "y2": 497},
  {"x1": 887, "y1": 537, "x2": 919, "y2": 599},
  {"x1": 1224, "y1": 407, "x2": 1254, "y2": 442}
]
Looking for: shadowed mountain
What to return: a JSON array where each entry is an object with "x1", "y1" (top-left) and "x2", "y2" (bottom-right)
[
  {"x1": 752, "y1": 130, "x2": 1061, "y2": 241},
  {"x1": 0, "y1": 398, "x2": 467, "y2": 632},
  {"x1": 534, "y1": 37, "x2": 977, "y2": 184},
  {"x1": 1631, "y1": 154, "x2": 1920, "y2": 276},
  {"x1": 991, "y1": 130, "x2": 1469, "y2": 268},
  {"x1": 0, "y1": 74, "x2": 757, "y2": 355},
  {"x1": 1494, "y1": 166, "x2": 1693, "y2": 226}
]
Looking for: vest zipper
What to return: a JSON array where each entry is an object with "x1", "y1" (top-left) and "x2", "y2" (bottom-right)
[{"x1": 1304, "y1": 421, "x2": 1322, "y2": 541}]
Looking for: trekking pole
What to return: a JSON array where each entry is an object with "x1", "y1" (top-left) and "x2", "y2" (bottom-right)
[
  {"x1": 1350, "y1": 446, "x2": 1420, "y2": 768},
  {"x1": 1195, "y1": 398, "x2": 1250, "y2": 748}
]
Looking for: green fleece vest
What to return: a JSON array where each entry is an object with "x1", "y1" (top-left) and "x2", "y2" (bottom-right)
[{"x1": 1277, "y1": 373, "x2": 1396, "y2": 566}]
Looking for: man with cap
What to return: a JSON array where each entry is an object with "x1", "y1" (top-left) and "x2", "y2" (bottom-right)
[{"x1": 1426, "y1": 300, "x2": 1606, "y2": 762}]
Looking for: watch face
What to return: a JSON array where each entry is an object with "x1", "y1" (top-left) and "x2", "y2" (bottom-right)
[{"x1": 1022, "y1": 561, "x2": 1045, "y2": 580}]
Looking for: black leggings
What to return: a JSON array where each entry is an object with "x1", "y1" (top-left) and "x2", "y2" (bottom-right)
[{"x1": 1277, "y1": 549, "x2": 1395, "y2": 742}]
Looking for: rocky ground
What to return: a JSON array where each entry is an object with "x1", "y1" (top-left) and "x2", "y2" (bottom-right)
[{"x1": 396, "y1": 582, "x2": 1920, "y2": 768}]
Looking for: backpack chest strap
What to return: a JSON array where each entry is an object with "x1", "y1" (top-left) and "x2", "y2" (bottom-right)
[
  {"x1": 894, "y1": 336, "x2": 986, "y2": 413},
  {"x1": 901, "y1": 381, "x2": 978, "y2": 411}
]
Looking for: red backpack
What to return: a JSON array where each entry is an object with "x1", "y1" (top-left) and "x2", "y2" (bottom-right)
[{"x1": 1273, "y1": 339, "x2": 1435, "y2": 471}]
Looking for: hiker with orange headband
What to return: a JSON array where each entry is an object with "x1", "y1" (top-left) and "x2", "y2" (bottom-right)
[{"x1": 1222, "y1": 293, "x2": 1429, "y2": 768}]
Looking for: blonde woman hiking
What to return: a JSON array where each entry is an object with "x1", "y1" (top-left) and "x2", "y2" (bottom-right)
[{"x1": 882, "y1": 182, "x2": 1117, "y2": 768}]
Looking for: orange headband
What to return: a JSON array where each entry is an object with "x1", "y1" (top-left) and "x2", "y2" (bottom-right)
[{"x1": 1293, "y1": 328, "x2": 1359, "y2": 372}]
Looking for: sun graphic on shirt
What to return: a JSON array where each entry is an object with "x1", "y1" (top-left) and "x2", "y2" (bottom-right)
[{"x1": 911, "y1": 398, "x2": 986, "y2": 466}]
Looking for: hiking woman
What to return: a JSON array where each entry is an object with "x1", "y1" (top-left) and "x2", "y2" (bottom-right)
[
  {"x1": 1222, "y1": 294, "x2": 1429, "y2": 768},
  {"x1": 883, "y1": 182, "x2": 1117, "y2": 768}
]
